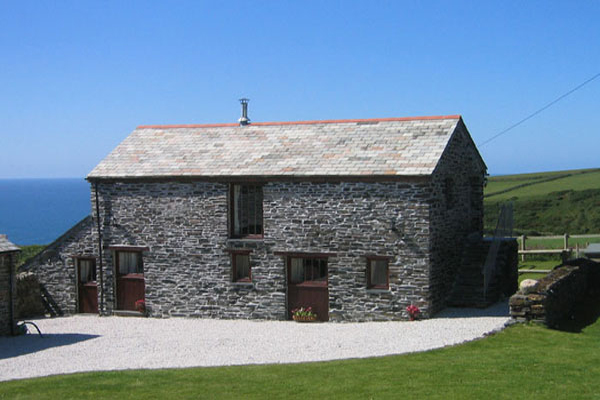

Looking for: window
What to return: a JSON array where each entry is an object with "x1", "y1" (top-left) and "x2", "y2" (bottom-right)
[
  {"x1": 230, "y1": 184, "x2": 263, "y2": 238},
  {"x1": 367, "y1": 257, "x2": 389, "y2": 289},
  {"x1": 77, "y1": 258, "x2": 96, "y2": 283},
  {"x1": 232, "y1": 253, "x2": 251, "y2": 282},
  {"x1": 116, "y1": 251, "x2": 143, "y2": 275},
  {"x1": 289, "y1": 257, "x2": 327, "y2": 285}
]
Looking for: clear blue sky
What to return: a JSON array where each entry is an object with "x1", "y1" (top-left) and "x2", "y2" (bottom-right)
[{"x1": 1, "y1": 1, "x2": 598, "y2": 178}]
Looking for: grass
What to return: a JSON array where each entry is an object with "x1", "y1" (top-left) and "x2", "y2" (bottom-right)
[
  {"x1": 517, "y1": 259, "x2": 560, "y2": 283},
  {"x1": 484, "y1": 168, "x2": 600, "y2": 235},
  {"x1": 15, "y1": 244, "x2": 46, "y2": 270},
  {"x1": 485, "y1": 169, "x2": 600, "y2": 201},
  {"x1": 514, "y1": 235, "x2": 600, "y2": 283},
  {"x1": 1, "y1": 319, "x2": 600, "y2": 399}
]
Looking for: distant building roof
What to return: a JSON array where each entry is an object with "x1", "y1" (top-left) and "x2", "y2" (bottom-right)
[
  {"x1": 0, "y1": 234, "x2": 20, "y2": 253},
  {"x1": 88, "y1": 115, "x2": 484, "y2": 180}
]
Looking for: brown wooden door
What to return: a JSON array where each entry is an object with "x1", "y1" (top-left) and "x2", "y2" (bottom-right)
[
  {"x1": 115, "y1": 251, "x2": 145, "y2": 311},
  {"x1": 287, "y1": 257, "x2": 329, "y2": 321},
  {"x1": 77, "y1": 258, "x2": 98, "y2": 313}
]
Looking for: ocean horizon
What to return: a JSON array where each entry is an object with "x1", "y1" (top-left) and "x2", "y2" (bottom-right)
[{"x1": 0, "y1": 178, "x2": 91, "y2": 246}]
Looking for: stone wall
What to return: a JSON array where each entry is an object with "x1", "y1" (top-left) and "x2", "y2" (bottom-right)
[
  {"x1": 509, "y1": 259, "x2": 600, "y2": 328},
  {"x1": 15, "y1": 272, "x2": 46, "y2": 318},
  {"x1": 428, "y1": 121, "x2": 487, "y2": 313},
  {"x1": 22, "y1": 216, "x2": 96, "y2": 315},
  {"x1": 92, "y1": 180, "x2": 434, "y2": 321},
  {"x1": 0, "y1": 252, "x2": 17, "y2": 336}
]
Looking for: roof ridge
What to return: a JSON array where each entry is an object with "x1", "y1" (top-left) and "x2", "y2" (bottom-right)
[{"x1": 137, "y1": 115, "x2": 461, "y2": 130}]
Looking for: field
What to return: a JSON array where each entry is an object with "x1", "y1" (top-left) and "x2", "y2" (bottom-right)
[{"x1": 484, "y1": 168, "x2": 600, "y2": 235}]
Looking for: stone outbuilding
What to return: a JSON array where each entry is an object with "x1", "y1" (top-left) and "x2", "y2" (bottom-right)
[
  {"x1": 0, "y1": 235, "x2": 20, "y2": 335},
  {"x1": 26, "y1": 114, "x2": 494, "y2": 321}
]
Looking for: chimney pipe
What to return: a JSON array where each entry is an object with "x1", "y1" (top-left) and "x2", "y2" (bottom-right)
[{"x1": 238, "y1": 98, "x2": 250, "y2": 126}]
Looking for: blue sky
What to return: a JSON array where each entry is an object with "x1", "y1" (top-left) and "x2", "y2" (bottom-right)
[{"x1": 1, "y1": 1, "x2": 598, "y2": 178}]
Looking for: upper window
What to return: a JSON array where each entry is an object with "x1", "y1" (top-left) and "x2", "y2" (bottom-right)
[
  {"x1": 230, "y1": 184, "x2": 263, "y2": 238},
  {"x1": 367, "y1": 257, "x2": 389, "y2": 289},
  {"x1": 116, "y1": 251, "x2": 143, "y2": 275}
]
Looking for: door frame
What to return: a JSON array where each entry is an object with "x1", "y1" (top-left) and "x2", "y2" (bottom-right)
[
  {"x1": 284, "y1": 253, "x2": 331, "y2": 322},
  {"x1": 75, "y1": 256, "x2": 98, "y2": 314},
  {"x1": 110, "y1": 246, "x2": 148, "y2": 311}
]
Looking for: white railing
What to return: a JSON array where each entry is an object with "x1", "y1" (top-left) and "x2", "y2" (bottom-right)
[{"x1": 482, "y1": 202, "x2": 513, "y2": 298}]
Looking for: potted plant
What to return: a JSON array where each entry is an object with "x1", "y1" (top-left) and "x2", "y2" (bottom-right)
[
  {"x1": 292, "y1": 306, "x2": 318, "y2": 322},
  {"x1": 406, "y1": 304, "x2": 420, "y2": 321},
  {"x1": 135, "y1": 299, "x2": 146, "y2": 314}
]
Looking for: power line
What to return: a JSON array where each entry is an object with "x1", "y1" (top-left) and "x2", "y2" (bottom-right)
[{"x1": 478, "y1": 71, "x2": 600, "y2": 147}]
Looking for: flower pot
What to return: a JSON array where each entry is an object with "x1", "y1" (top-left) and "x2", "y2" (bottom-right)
[{"x1": 293, "y1": 315, "x2": 317, "y2": 322}]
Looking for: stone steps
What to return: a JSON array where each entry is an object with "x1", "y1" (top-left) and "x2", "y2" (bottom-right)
[
  {"x1": 447, "y1": 241, "x2": 502, "y2": 308},
  {"x1": 112, "y1": 310, "x2": 145, "y2": 317}
]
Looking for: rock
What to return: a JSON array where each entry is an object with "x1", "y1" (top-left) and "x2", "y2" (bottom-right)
[{"x1": 519, "y1": 279, "x2": 538, "y2": 294}]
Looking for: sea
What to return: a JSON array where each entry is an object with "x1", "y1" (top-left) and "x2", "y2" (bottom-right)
[{"x1": 0, "y1": 179, "x2": 91, "y2": 246}]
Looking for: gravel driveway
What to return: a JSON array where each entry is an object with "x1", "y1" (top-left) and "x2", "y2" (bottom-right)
[{"x1": 0, "y1": 301, "x2": 510, "y2": 382}]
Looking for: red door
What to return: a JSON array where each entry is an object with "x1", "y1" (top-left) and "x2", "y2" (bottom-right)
[
  {"x1": 287, "y1": 257, "x2": 329, "y2": 321},
  {"x1": 115, "y1": 251, "x2": 145, "y2": 311},
  {"x1": 77, "y1": 258, "x2": 98, "y2": 313}
]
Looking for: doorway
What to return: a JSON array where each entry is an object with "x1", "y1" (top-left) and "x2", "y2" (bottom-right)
[{"x1": 287, "y1": 256, "x2": 329, "y2": 321}]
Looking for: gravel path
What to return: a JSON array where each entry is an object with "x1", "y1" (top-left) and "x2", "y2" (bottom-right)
[{"x1": 0, "y1": 301, "x2": 510, "y2": 382}]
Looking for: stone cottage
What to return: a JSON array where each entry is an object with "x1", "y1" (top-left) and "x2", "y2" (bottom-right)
[
  {"x1": 0, "y1": 235, "x2": 20, "y2": 335},
  {"x1": 26, "y1": 114, "x2": 489, "y2": 321}
]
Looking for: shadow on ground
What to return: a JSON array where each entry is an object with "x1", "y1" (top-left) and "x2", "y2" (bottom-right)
[
  {"x1": 0, "y1": 333, "x2": 100, "y2": 360},
  {"x1": 551, "y1": 294, "x2": 600, "y2": 333},
  {"x1": 434, "y1": 300, "x2": 510, "y2": 319}
]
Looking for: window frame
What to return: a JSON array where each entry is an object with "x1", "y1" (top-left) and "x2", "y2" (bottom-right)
[
  {"x1": 229, "y1": 183, "x2": 264, "y2": 239},
  {"x1": 366, "y1": 255, "x2": 391, "y2": 290},
  {"x1": 287, "y1": 255, "x2": 329, "y2": 287},
  {"x1": 75, "y1": 256, "x2": 97, "y2": 284},
  {"x1": 226, "y1": 249, "x2": 253, "y2": 283},
  {"x1": 114, "y1": 250, "x2": 144, "y2": 276}
]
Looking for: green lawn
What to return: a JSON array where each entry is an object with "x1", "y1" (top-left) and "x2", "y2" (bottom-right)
[{"x1": 2, "y1": 320, "x2": 600, "y2": 399}]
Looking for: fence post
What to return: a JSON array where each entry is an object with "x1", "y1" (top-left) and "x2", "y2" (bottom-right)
[
  {"x1": 564, "y1": 233, "x2": 569, "y2": 250},
  {"x1": 576, "y1": 242, "x2": 580, "y2": 258},
  {"x1": 520, "y1": 235, "x2": 526, "y2": 262}
]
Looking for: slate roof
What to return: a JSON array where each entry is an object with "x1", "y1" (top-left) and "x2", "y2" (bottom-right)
[
  {"x1": 0, "y1": 235, "x2": 20, "y2": 253},
  {"x1": 88, "y1": 115, "x2": 475, "y2": 179}
]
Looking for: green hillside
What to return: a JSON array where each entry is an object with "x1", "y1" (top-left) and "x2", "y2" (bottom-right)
[{"x1": 484, "y1": 168, "x2": 600, "y2": 235}]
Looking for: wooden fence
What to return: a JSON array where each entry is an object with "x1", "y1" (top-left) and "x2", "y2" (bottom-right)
[{"x1": 517, "y1": 234, "x2": 600, "y2": 274}]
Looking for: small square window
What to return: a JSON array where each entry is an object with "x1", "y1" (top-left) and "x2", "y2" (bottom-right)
[
  {"x1": 232, "y1": 253, "x2": 251, "y2": 282},
  {"x1": 367, "y1": 258, "x2": 389, "y2": 289}
]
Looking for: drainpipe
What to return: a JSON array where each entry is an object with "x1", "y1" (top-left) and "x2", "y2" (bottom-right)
[
  {"x1": 9, "y1": 252, "x2": 16, "y2": 336},
  {"x1": 94, "y1": 181, "x2": 105, "y2": 315}
]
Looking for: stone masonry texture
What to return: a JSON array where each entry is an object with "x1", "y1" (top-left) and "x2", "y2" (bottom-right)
[
  {"x1": 27, "y1": 120, "x2": 485, "y2": 321},
  {"x1": 0, "y1": 252, "x2": 17, "y2": 336},
  {"x1": 23, "y1": 216, "x2": 96, "y2": 316}
]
